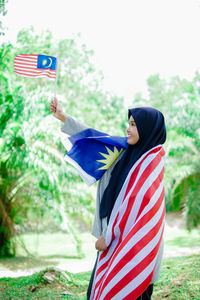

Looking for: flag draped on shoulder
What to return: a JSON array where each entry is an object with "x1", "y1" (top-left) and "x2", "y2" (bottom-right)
[
  {"x1": 90, "y1": 145, "x2": 165, "y2": 300},
  {"x1": 14, "y1": 54, "x2": 57, "y2": 79},
  {"x1": 61, "y1": 128, "x2": 128, "y2": 186}
]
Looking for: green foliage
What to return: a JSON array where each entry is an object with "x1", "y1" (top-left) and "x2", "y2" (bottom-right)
[
  {"x1": 0, "y1": 27, "x2": 127, "y2": 257},
  {"x1": 0, "y1": 71, "x2": 27, "y2": 256},
  {"x1": 0, "y1": 0, "x2": 8, "y2": 36},
  {"x1": 132, "y1": 73, "x2": 200, "y2": 229}
]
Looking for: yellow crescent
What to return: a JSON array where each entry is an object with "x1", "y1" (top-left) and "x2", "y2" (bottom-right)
[{"x1": 45, "y1": 57, "x2": 52, "y2": 68}]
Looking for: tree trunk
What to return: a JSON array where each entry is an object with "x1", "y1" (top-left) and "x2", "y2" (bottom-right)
[{"x1": 0, "y1": 198, "x2": 15, "y2": 257}]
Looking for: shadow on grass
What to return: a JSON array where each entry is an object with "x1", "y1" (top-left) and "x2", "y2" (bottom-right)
[
  {"x1": 165, "y1": 236, "x2": 200, "y2": 248},
  {"x1": 38, "y1": 254, "x2": 83, "y2": 259},
  {"x1": 0, "y1": 253, "x2": 85, "y2": 272},
  {"x1": 0, "y1": 256, "x2": 58, "y2": 271}
]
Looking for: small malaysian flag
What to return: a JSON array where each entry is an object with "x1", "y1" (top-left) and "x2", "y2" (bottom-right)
[{"x1": 14, "y1": 54, "x2": 57, "y2": 79}]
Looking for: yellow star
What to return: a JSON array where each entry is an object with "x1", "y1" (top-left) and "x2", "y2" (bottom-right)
[{"x1": 97, "y1": 146, "x2": 123, "y2": 170}]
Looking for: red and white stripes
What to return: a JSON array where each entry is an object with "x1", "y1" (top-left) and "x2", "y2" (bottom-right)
[
  {"x1": 91, "y1": 145, "x2": 165, "y2": 300},
  {"x1": 14, "y1": 54, "x2": 56, "y2": 79}
]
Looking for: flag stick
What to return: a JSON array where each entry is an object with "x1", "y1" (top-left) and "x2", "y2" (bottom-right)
[
  {"x1": 54, "y1": 57, "x2": 58, "y2": 99},
  {"x1": 52, "y1": 57, "x2": 58, "y2": 116}
]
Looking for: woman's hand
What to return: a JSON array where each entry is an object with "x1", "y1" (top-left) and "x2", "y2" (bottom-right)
[
  {"x1": 95, "y1": 236, "x2": 107, "y2": 251},
  {"x1": 49, "y1": 98, "x2": 67, "y2": 123}
]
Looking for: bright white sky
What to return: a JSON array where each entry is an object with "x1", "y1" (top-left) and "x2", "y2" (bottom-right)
[{"x1": 2, "y1": 0, "x2": 200, "y2": 103}]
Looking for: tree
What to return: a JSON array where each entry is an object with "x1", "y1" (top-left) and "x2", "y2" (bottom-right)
[
  {"x1": 0, "y1": 0, "x2": 8, "y2": 36},
  {"x1": 0, "y1": 28, "x2": 127, "y2": 257},
  {"x1": 0, "y1": 71, "x2": 27, "y2": 256},
  {"x1": 131, "y1": 73, "x2": 200, "y2": 229}
]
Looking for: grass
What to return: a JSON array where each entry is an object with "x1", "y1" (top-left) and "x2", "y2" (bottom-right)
[
  {"x1": 0, "y1": 255, "x2": 199, "y2": 299},
  {"x1": 153, "y1": 255, "x2": 200, "y2": 299},
  {"x1": 13, "y1": 232, "x2": 97, "y2": 258},
  {"x1": 164, "y1": 226, "x2": 200, "y2": 248},
  {"x1": 0, "y1": 268, "x2": 91, "y2": 299},
  {"x1": 0, "y1": 232, "x2": 97, "y2": 277},
  {"x1": 0, "y1": 225, "x2": 198, "y2": 277},
  {"x1": 0, "y1": 213, "x2": 199, "y2": 299}
]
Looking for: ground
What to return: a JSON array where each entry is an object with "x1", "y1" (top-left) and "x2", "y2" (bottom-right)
[{"x1": 0, "y1": 212, "x2": 199, "y2": 278}]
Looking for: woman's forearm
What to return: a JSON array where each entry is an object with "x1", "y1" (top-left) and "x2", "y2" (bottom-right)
[{"x1": 57, "y1": 112, "x2": 67, "y2": 123}]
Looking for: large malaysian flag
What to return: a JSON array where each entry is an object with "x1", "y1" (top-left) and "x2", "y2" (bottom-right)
[
  {"x1": 90, "y1": 145, "x2": 166, "y2": 300},
  {"x1": 14, "y1": 54, "x2": 57, "y2": 79},
  {"x1": 61, "y1": 127, "x2": 128, "y2": 186}
]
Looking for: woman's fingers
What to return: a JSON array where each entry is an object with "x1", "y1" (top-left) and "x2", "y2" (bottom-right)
[
  {"x1": 49, "y1": 100, "x2": 57, "y2": 113},
  {"x1": 95, "y1": 236, "x2": 107, "y2": 251}
]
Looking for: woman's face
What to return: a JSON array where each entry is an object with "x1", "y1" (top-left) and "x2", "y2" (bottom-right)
[{"x1": 127, "y1": 115, "x2": 140, "y2": 145}]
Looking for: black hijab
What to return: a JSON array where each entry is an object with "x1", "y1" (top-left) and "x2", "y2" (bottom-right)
[{"x1": 99, "y1": 107, "x2": 166, "y2": 222}]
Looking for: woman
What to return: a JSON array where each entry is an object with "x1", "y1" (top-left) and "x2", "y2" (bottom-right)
[{"x1": 50, "y1": 98, "x2": 166, "y2": 300}]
